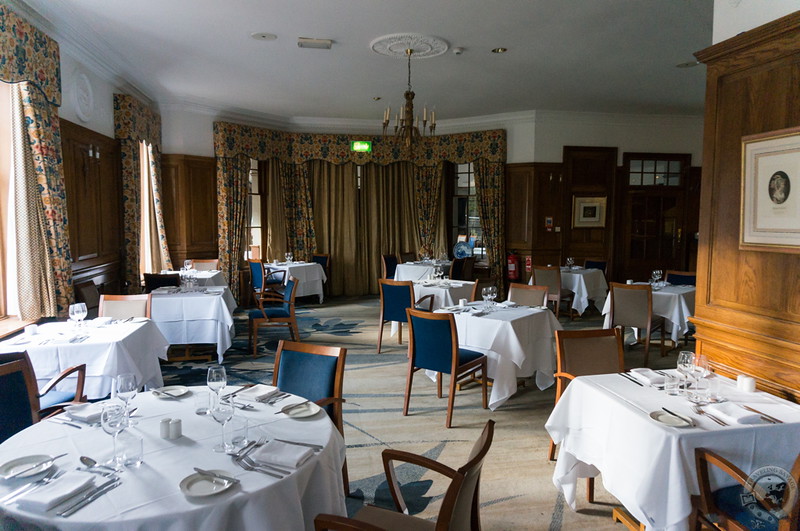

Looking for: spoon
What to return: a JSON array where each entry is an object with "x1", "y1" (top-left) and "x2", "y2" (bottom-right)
[{"x1": 79, "y1": 456, "x2": 120, "y2": 473}]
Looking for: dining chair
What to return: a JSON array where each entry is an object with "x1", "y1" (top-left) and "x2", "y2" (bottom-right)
[
  {"x1": 469, "y1": 277, "x2": 498, "y2": 302},
  {"x1": 381, "y1": 254, "x2": 399, "y2": 280},
  {"x1": 399, "y1": 251, "x2": 417, "y2": 263},
  {"x1": 312, "y1": 253, "x2": 331, "y2": 295},
  {"x1": 273, "y1": 340, "x2": 349, "y2": 496},
  {"x1": 404, "y1": 309, "x2": 488, "y2": 428},
  {"x1": 693, "y1": 448, "x2": 800, "y2": 531},
  {"x1": 508, "y1": 283, "x2": 548, "y2": 307},
  {"x1": 99, "y1": 294, "x2": 152, "y2": 319},
  {"x1": 532, "y1": 265, "x2": 575, "y2": 320},
  {"x1": 314, "y1": 419, "x2": 495, "y2": 531},
  {"x1": 548, "y1": 328, "x2": 624, "y2": 502},
  {"x1": 450, "y1": 256, "x2": 476, "y2": 281},
  {"x1": 377, "y1": 279, "x2": 434, "y2": 354},
  {"x1": 608, "y1": 282, "x2": 667, "y2": 367},
  {"x1": 142, "y1": 273, "x2": 181, "y2": 294},
  {"x1": 74, "y1": 280, "x2": 101, "y2": 319},
  {"x1": 248, "y1": 259, "x2": 285, "y2": 303},
  {"x1": 665, "y1": 270, "x2": 696, "y2": 286},
  {"x1": 583, "y1": 258, "x2": 608, "y2": 276},
  {"x1": 249, "y1": 276, "x2": 300, "y2": 356},
  {"x1": 190, "y1": 259, "x2": 220, "y2": 270}
]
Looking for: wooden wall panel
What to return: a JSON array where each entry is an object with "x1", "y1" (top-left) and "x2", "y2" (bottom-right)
[{"x1": 694, "y1": 12, "x2": 800, "y2": 401}]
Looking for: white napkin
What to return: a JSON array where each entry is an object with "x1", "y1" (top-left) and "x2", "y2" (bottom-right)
[
  {"x1": 705, "y1": 402, "x2": 761, "y2": 425},
  {"x1": 92, "y1": 317, "x2": 113, "y2": 326},
  {"x1": 16, "y1": 471, "x2": 95, "y2": 512},
  {"x1": 629, "y1": 368, "x2": 665, "y2": 386},
  {"x1": 236, "y1": 384, "x2": 279, "y2": 402},
  {"x1": 498, "y1": 300, "x2": 517, "y2": 308},
  {"x1": 65, "y1": 403, "x2": 104, "y2": 424},
  {"x1": 449, "y1": 282, "x2": 463, "y2": 288},
  {"x1": 250, "y1": 440, "x2": 313, "y2": 469}
]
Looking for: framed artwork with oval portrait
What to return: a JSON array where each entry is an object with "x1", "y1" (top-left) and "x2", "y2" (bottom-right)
[{"x1": 741, "y1": 126, "x2": 800, "y2": 253}]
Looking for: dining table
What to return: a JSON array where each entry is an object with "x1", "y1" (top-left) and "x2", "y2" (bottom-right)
[
  {"x1": 601, "y1": 283, "x2": 696, "y2": 342},
  {"x1": 0, "y1": 385, "x2": 346, "y2": 530},
  {"x1": 395, "y1": 261, "x2": 452, "y2": 282},
  {"x1": 545, "y1": 371, "x2": 800, "y2": 530},
  {"x1": 265, "y1": 262, "x2": 327, "y2": 303},
  {"x1": 435, "y1": 302, "x2": 562, "y2": 409},
  {"x1": 0, "y1": 319, "x2": 169, "y2": 400},
  {"x1": 530, "y1": 267, "x2": 608, "y2": 315},
  {"x1": 160, "y1": 270, "x2": 228, "y2": 288}
]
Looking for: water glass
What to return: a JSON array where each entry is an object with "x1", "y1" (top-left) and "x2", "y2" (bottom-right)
[
  {"x1": 101, "y1": 404, "x2": 126, "y2": 465},
  {"x1": 194, "y1": 390, "x2": 211, "y2": 415},
  {"x1": 117, "y1": 430, "x2": 143, "y2": 467},
  {"x1": 676, "y1": 350, "x2": 694, "y2": 395},
  {"x1": 663, "y1": 373, "x2": 680, "y2": 396},
  {"x1": 226, "y1": 417, "x2": 250, "y2": 449}
]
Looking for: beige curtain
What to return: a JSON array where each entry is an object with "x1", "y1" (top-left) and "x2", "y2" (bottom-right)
[
  {"x1": 139, "y1": 142, "x2": 170, "y2": 274},
  {"x1": 261, "y1": 160, "x2": 288, "y2": 262}
]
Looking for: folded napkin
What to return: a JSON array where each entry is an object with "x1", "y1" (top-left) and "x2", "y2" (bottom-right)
[
  {"x1": 65, "y1": 403, "x2": 104, "y2": 424},
  {"x1": 205, "y1": 286, "x2": 225, "y2": 293},
  {"x1": 92, "y1": 317, "x2": 113, "y2": 325},
  {"x1": 498, "y1": 300, "x2": 517, "y2": 308},
  {"x1": 17, "y1": 471, "x2": 95, "y2": 512},
  {"x1": 629, "y1": 368, "x2": 665, "y2": 386},
  {"x1": 250, "y1": 440, "x2": 313, "y2": 469},
  {"x1": 236, "y1": 384, "x2": 279, "y2": 402},
  {"x1": 449, "y1": 282, "x2": 463, "y2": 288},
  {"x1": 705, "y1": 402, "x2": 761, "y2": 425}
]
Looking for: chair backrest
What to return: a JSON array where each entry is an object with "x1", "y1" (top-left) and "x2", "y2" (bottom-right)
[
  {"x1": 609, "y1": 282, "x2": 653, "y2": 329},
  {"x1": 584, "y1": 258, "x2": 607, "y2": 275},
  {"x1": 248, "y1": 259, "x2": 265, "y2": 290},
  {"x1": 98, "y1": 294, "x2": 152, "y2": 319},
  {"x1": 555, "y1": 328, "x2": 624, "y2": 380},
  {"x1": 312, "y1": 254, "x2": 330, "y2": 272},
  {"x1": 74, "y1": 280, "x2": 101, "y2": 319},
  {"x1": 272, "y1": 340, "x2": 346, "y2": 425},
  {"x1": 532, "y1": 266, "x2": 561, "y2": 299},
  {"x1": 450, "y1": 258, "x2": 466, "y2": 280},
  {"x1": 665, "y1": 270, "x2": 696, "y2": 286},
  {"x1": 0, "y1": 354, "x2": 40, "y2": 443},
  {"x1": 406, "y1": 309, "x2": 458, "y2": 375},
  {"x1": 278, "y1": 276, "x2": 299, "y2": 313},
  {"x1": 142, "y1": 273, "x2": 181, "y2": 294},
  {"x1": 399, "y1": 251, "x2": 417, "y2": 263},
  {"x1": 470, "y1": 278, "x2": 497, "y2": 302},
  {"x1": 379, "y1": 279, "x2": 415, "y2": 323},
  {"x1": 191, "y1": 259, "x2": 219, "y2": 271},
  {"x1": 461, "y1": 257, "x2": 476, "y2": 281},
  {"x1": 508, "y1": 283, "x2": 548, "y2": 307},
  {"x1": 382, "y1": 254, "x2": 399, "y2": 279}
]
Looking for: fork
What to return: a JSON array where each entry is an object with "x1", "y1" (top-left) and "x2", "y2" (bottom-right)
[
  {"x1": 1, "y1": 469, "x2": 65, "y2": 504},
  {"x1": 236, "y1": 457, "x2": 283, "y2": 479},
  {"x1": 261, "y1": 392, "x2": 288, "y2": 405},
  {"x1": 692, "y1": 405, "x2": 727, "y2": 426}
]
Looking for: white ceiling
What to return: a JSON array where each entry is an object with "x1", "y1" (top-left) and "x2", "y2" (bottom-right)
[{"x1": 17, "y1": 0, "x2": 713, "y2": 124}]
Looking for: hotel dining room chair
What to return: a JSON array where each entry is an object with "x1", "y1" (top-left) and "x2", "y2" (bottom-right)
[
  {"x1": 470, "y1": 277, "x2": 498, "y2": 302},
  {"x1": 404, "y1": 309, "x2": 488, "y2": 428},
  {"x1": 249, "y1": 276, "x2": 300, "y2": 356},
  {"x1": 376, "y1": 279, "x2": 433, "y2": 354},
  {"x1": 312, "y1": 253, "x2": 331, "y2": 295},
  {"x1": 74, "y1": 280, "x2": 101, "y2": 319},
  {"x1": 0, "y1": 352, "x2": 87, "y2": 443},
  {"x1": 273, "y1": 340, "x2": 349, "y2": 496},
  {"x1": 507, "y1": 283, "x2": 548, "y2": 307},
  {"x1": 584, "y1": 257, "x2": 608, "y2": 276},
  {"x1": 450, "y1": 256, "x2": 476, "y2": 281},
  {"x1": 548, "y1": 328, "x2": 624, "y2": 503},
  {"x1": 98, "y1": 294, "x2": 152, "y2": 319},
  {"x1": 142, "y1": 273, "x2": 181, "y2": 293},
  {"x1": 190, "y1": 259, "x2": 220, "y2": 271},
  {"x1": 381, "y1": 254, "x2": 399, "y2": 280},
  {"x1": 693, "y1": 448, "x2": 800, "y2": 531},
  {"x1": 248, "y1": 259, "x2": 285, "y2": 304},
  {"x1": 532, "y1": 265, "x2": 575, "y2": 320},
  {"x1": 314, "y1": 419, "x2": 495, "y2": 531},
  {"x1": 608, "y1": 282, "x2": 667, "y2": 367},
  {"x1": 399, "y1": 251, "x2": 417, "y2": 263},
  {"x1": 665, "y1": 270, "x2": 696, "y2": 286}
]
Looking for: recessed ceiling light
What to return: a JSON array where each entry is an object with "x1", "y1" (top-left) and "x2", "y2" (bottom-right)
[
  {"x1": 251, "y1": 32, "x2": 277, "y2": 41},
  {"x1": 491, "y1": 47, "x2": 508, "y2": 54},
  {"x1": 373, "y1": 97, "x2": 382, "y2": 101},
  {"x1": 676, "y1": 60, "x2": 700, "y2": 68},
  {"x1": 298, "y1": 37, "x2": 333, "y2": 50}
]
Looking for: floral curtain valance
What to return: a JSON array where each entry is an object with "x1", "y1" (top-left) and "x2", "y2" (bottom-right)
[
  {"x1": 114, "y1": 94, "x2": 162, "y2": 149},
  {"x1": 0, "y1": 5, "x2": 61, "y2": 106},
  {"x1": 213, "y1": 121, "x2": 505, "y2": 166}
]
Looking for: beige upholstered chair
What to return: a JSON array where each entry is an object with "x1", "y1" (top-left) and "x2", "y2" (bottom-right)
[
  {"x1": 532, "y1": 265, "x2": 574, "y2": 319},
  {"x1": 608, "y1": 282, "x2": 667, "y2": 367},
  {"x1": 74, "y1": 280, "x2": 101, "y2": 319},
  {"x1": 98, "y1": 294, "x2": 152, "y2": 319},
  {"x1": 190, "y1": 259, "x2": 220, "y2": 271},
  {"x1": 507, "y1": 283, "x2": 548, "y2": 307}
]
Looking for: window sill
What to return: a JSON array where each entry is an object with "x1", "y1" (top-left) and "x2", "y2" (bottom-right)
[{"x1": 0, "y1": 316, "x2": 35, "y2": 340}]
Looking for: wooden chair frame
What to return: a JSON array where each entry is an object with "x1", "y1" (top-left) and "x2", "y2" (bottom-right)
[
  {"x1": 98, "y1": 294, "x2": 152, "y2": 319},
  {"x1": 376, "y1": 279, "x2": 433, "y2": 354},
  {"x1": 250, "y1": 276, "x2": 300, "y2": 356},
  {"x1": 507, "y1": 283, "x2": 549, "y2": 307},
  {"x1": 74, "y1": 280, "x2": 101, "y2": 319},
  {"x1": 608, "y1": 282, "x2": 667, "y2": 367},
  {"x1": 532, "y1": 265, "x2": 575, "y2": 320}
]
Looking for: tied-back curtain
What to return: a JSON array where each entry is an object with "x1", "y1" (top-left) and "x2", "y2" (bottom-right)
[
  {"x1": 139, "y1": 143, "x2": 172, "y2": 274},
  {"x1": 474, "y1": 159, "x2": 506, "y2": 291},
  {"x1": 277, "y1": 161, "x2": 316, "y2": 261},
  {"x1": 148, "y1": 143, "x2": 172, "y2": 270},
  {"x1": 413, "y1": 163, "x2": 444, "y2": 258},
  {"x1": 216, "y1": 154, "x2": 250, "y2": 298},
  {"x1": 261, "y1": 160, "x2": 288, "y2": 261}
]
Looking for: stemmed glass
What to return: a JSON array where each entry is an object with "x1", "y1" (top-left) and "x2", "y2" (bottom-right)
[
  {"x1": 116, "y1": 373, "x2": 138, "y2": 426},
  {"x1": 211, "y1": 396, "x2": 235, "y2": 453},
  {"x1": 676, "y1": 351, "x2": 694, "y2": 396},
  {"x1": 481, "y1": 287, "x2": 492, "y2": 310},
  {"x1": 488, "y1": 286, "x2": 498, "y2": 308},
  {"x1": 207, "y1": 366, "x2": 227, "y2": 403},
  {"x1": 69, "y1": 303, "x2": 87, "y2": 328},
  {"x1": 651, "y1": 269, "x2": 663, "y2": 284},
  {"x1": 565, "y1": 257, "x2": 574, "y2": 268},
  {"x1": 285, "y1": 252, "x2": 293, "y2": 263},
  {"x1": 184, "y1": 259, "x2": 192, "y2": 271},
  {"x1": 101, "y1": 403, "x2": 126, "y2": 465},
  {"x1": 689, "y1": 354, "x2": 711, "y2": 404}
]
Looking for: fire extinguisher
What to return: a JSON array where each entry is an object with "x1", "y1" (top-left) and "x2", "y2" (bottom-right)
[{"x1": 507, "y1": 253, "x2": 520, "y2": 281}]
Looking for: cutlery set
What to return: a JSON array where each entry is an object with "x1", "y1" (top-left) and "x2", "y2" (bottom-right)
[
  {"x1": 275, "y1": 400, "x2": 310, "y2": 415},
  {"x1": 54, "y1": 478, "x2": 122, "y2": 517},
  {"x1": 0, "y1": 469, "x2": 65, "y2": 505},
  {"x1": 258, "y1": 392, "x2": 289, "y2": 405}
]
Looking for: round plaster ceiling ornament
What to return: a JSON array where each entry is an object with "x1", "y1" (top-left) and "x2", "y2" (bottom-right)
[
  {"x1": 370, "y1": 33, "x2": 449, "y2": 59},
  {"x1": 72, "y1": 72, "x2": 94, "y2": 123}
]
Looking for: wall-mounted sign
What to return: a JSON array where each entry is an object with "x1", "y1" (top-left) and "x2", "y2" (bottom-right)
[{"x1": 350, "y1": 141, "x2": 372, "y2": 153}]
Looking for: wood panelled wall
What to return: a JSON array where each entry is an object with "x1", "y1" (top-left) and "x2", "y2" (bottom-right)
[
  {"x1": 61, "y1": 119, "x2": 123, "y2": 294},
  {"x1": 160, "y1": 154, "x2": 217, "y2": 266},
  {"x1": 694, "y1": 12, "x2": 800, "y2": 401}
]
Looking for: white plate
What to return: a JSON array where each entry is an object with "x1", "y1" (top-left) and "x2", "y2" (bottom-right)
[
  {"x1": 152, "y1": 385, "x2": 189, "y2": 398},
  {"x1": 282, "y1": 401, "x2": 322, "y2": 418},
  {"x1": 0, "y1": 455, "x2": 54, "y2": 479},
  {"x1": 649, "y1": 410, "x2": 694, "y2": 428},
  {"x1": 179, "y1": 470, "x2": 236, "y2": 497}
]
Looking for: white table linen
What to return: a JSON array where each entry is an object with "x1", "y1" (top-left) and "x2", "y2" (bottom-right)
[
  {"x1": 0, "y1": 386, "x2": 346, "y2": 531},
  {"x1": 545, "y1": 373, "x2": 800, "y2": 530},
  {"x1": 435, "y1": 303, "x2": 562, "y2": 409},
  {"x1": 150, "y1": 287, "x2": 237, "y2": 363},
  {"x1": 395, "y1": 261, "x2": 452, "y2": 282},
  {"x1": 529, "y1": 267, "x2": 608, "y2": 315},
  {"x1": 267, "y1": 262, "x2": 327, "y2": 303},
  {"x1": 161, "y1": 270, "x2": 227, "y2": 287},
  {"x1": 601, "y1": 284, "x2": 696, "y2": 342},
  {"x1": 0, "y1": 320, "x2": 169, "y2": 399}
]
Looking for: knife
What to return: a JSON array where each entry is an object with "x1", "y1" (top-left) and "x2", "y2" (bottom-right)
[
  {"x1": 618, "y1": 372, "x2": 643, "y2": 386},
  {"x1": 48, "y1": 418, "x2": 83, "y2": 429},
  {"x1": 661, "y1": 408, "x2": 692, "y2": 424},
  {"x1": 221, "y1": 385, "x2": 253, "y2": 399},
  {"x1": 741, "y1": 405, "x2": 783, "y2": 424},
  {"x1": 193, "y1": 468, "x2": 240, "y2": 484},
  {"x1": 57, "y1": 478, "x2": 121, "y2": 517},
  {"x1": 274, "y1": 438, "x2": 323, "y2": 451},
  {"x1": 3, "y1": 454, "x2": 67, "y2": 480},
  {"x1": 276, "y1": 400, "x2": 310, "y2": 415},
  {"x1": 152, "y1": 389, "x2": 180, "y2": 399}
]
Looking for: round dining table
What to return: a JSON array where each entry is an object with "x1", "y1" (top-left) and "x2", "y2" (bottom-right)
[{"x1": 0, "y1": 386, "x2": 346, "y2": 530}]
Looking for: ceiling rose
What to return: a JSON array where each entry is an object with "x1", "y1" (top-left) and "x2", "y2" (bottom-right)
[{"x1": 370, "y1": 33, "x2": 449, "y2": 59}]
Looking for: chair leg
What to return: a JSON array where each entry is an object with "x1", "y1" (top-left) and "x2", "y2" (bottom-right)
[
  {"x1": 548, "y1": 439, "x2": 557, "y2": 461},
  {"x1": 397, "y1": 322, "x2": 402, "y2": 344},
  {"x1": 377, "y1": 320, "x2": 384, "y2": 354},
  {"x1": 643, "y1": 333, "x2": 651, "y2": 368},
  {"x1": 437, "y1": 372, "x2": 443, "y2": 398},
  {"x1": 446, "y1": 373, "x2": 457, "y2": 428},
  {"x1": 403, "y1": 367, "x2": 414, "y2": 416},
  {"x1": 342, "y1": 459, "x2": 350, "y2": 497},
  {"x1": 659, "y1": 323, "x2": 667, "y2": 357},
  {"x1": 291, "y1": 320, "x2": 300, "y2": 341},
  {"x1": 480, "y1": 363, "x2": 488, "y2": 409},
  {"x1": 586, "y1": 477, "x2": 595, "y2": 503}
]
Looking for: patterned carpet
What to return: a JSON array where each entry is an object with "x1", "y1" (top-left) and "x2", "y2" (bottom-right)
[{"x1": 160, "y1": 296, "x2": 683, "y2": 529}]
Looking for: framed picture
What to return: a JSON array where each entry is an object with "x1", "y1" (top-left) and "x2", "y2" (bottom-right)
[
  {"x1": 741, "y1": 126, "x2": 800, "y2": 253},
  {"x1": 572, "y1": 196, "x2": 607, "y2": 228}
]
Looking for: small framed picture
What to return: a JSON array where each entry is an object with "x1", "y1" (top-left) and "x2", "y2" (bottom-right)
[{"x1": 572, "y1": 196, "x2": 607, "y2": 228}]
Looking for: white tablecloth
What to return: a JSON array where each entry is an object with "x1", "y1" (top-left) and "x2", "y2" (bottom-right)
[
  {"x1": 435, "y1": 303, "x2": 562, "y2": 409},
  {"x1": 545, "y1": 373, "x2": 800, "y2": 530},
  {"x1": 601, "y1": 284, "x2": 696, "y2": 342},
  {"x1": 150, "y1": 287, "x2": 237, "y2": 362},
  {"x1": 267, "y1": 262, "x2": 327, "y2": 303},
  {"x1": 161, "y1": 270, "x2": 227, "y2": 287},
  {"x1": 0, "y1": 320, "x2": 169, "y2": 399},
  {"x1": 395, "y1": 261, "x2": 452, "y2": 282},
  {"x1": 530, "y1": 267, "x2": 607, "y2": 315},
  {"x1": 0, "y1": 386, "x2": 346, "y2": 530}
]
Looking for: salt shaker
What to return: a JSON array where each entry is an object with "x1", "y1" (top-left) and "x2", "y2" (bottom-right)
[
  {"x1": 169, "y1": 418, "x2": 182, "y2": 439},
  {"x1": 160, "y1": 418, "x2": 172, "y2": 439}
]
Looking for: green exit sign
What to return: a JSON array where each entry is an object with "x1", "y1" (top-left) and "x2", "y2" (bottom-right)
[{"x1": 350, "y1": 140, "x2": 372, "y2": 152}]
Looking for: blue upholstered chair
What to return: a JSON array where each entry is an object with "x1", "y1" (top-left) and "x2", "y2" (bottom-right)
[
  {"x1": 381, "y1": 254, "x2": 399, "y2": 280},
  {"x1": 312, "y1": 254, "x2": 330, "y2": 296},
  {"x1": 404, "y1": 309, "x2": 488, "y2": 428},
  {"x1": 377, "y1": 279, "x2": 434, "y2": 354},
  {"x1": 693, "y1": 448, "x2": 800, "y2": 531},
  {"x1": 249, "y1": 276, "x2": 300, "y2": 356},
  {"x1": 273, "y1": 340, "x2": 348, "y2": 495},
  {"x1": 449, "y1": 256, "x2": 476, "y2": 281},
  {"x1": 583, "y1": 258, "x2": 608, "y2": 275},
  {"x1": 248, "y1": 259, "x2": 285, "y2": 304},
  {"x1": 665, "y1": 270, "x2": 696, "y2": 286},
  {"x1": 142, "y1": 273, "x2": 180, "y2": 293}
]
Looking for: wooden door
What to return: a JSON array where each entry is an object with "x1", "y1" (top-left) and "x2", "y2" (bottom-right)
[{"x1": 622, "y1": 190, "x2": 685, "y2": 281}]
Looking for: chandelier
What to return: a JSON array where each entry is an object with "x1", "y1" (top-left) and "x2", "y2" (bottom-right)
[{"x1": 381, "y1": 48, "x2": 436, "y2": 150}]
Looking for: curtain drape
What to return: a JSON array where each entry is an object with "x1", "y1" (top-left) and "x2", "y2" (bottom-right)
[
  {"x1": 413, "y1": 163, "x2": 444, "y2": 258},
  {"x1": 277, "y1": 161, "x2": 316, "y2": 262},
  {"x1": 261, "y1": 160, "x2": 288, "y2": 262},
  {"x1": 148, "y1": 143, "x2": 172, "y2": 271},
  {"x1": 139, "y1": 143, "x2": 171, "y2": 274},
  {"x1": 216, "y1": 154, "x2": 250, "y2": 299},
  {"x1": 474, "y1": 159, "x2": 506, "y2": 291}
]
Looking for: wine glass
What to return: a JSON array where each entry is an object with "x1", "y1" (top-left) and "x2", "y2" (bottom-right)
[
  {"x1": 481, "y1": 287, "x2": 492, "y2": 310},
  {"x1": 211, "y1": 397, "x2": 235, "y2": 453},
  {"x1": 488, "y1": 286, "x2": 498, "y2": 307},
  {"x1": 566, "y1": 257, "x2": 574, "y2": 268},
  {"x1": 75, "y1": 302, "x2": 87, "y2": 327},
  {"x1": 676, "y1": 351, "x2": 695, "y2": 395},
  {"x1": 285, "y1": 252, "x2": 293, "y2": 263},
  {"x1": 68, "y1": 304, "x2": 81, "y2": 328},
  {"x1": 207, "y1": 366, "x2": 227, "y2": 400},
  {"x1": 116, "y1": 373, "x2": 138, "y2": 426},
  {"x1": 101, "y1": 403, "x2": 126, "y2": 465},
  {"x1": 184, "y1": 259, "x2": 192, "y2": 271},
  {"x1": 689, "y1": 354, "x2": 711, "y2": 404}
]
